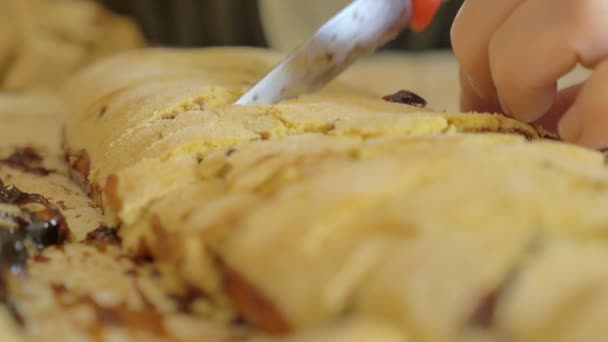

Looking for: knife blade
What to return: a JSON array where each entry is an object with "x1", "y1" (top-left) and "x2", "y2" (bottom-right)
[{"x1": 236, "y1": 0, "x2": 414, "y2": 105}]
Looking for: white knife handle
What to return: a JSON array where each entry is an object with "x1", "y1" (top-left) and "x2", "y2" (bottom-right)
[{"x1": 236, "y1": 0, "x2": 412, "y2": 105}]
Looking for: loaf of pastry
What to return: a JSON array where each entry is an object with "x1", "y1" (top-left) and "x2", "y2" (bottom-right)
[
  {"x1": 59, "y1": 47, "x2": 608, "y2": 341},
  {"x1": 0, "y1": 91, "x2": 424, "y2": 342},
  {"x1": 0, "y1": 0, "x2": 144, "y2": 91}
]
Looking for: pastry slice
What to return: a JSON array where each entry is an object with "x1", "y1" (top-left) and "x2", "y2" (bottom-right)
[
  {"x1": 215, "y1": 135, "x2": 608, "y2": 333},
  {"x1": 60, "y1": 46, "x2": 608, "y2": 341},
  {"x1": 62, "y1": 47, "x2": 539, "y2": 228},
  {"x1": 0, "y1": 94, "x2": 248, "y2": 342}
]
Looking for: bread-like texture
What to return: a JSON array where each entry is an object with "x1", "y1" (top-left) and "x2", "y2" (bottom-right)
[
  {"x1": 0, "y1": 0, "x2": 144, "y2": 91},
  {"x1": 251, "y1": 318, "x2": 407, "y2": 342},
  {"x1": 10, "y1": 243, "x2": 241, "y2": 342},
  {"x1": 214, "y1": 135, "x2": 608, "y2": 333},
  {"x1": 62, "y1": 47, "x2": 538, "y2": 226},
  {"x1": 0, "y1": 93, "x2": 412, "y2": 342},
  {"x1": 110, "y1": 132, "x2": 608, "y2": 340},
  {"x1": 0, "y1": 308, "x2": 23, "y2": 342},
  {"x1": 61, "y1": 46, "x2": 608, "y2": 340},
  {"x1": 65, "y1": 48, "x2": 608, "y2": 341},
  {"x1": 0, "y1": 93, "x2": 104, "y2": 239},
  {"x1": 0, "y1": 94, "x2": 252, "y2": 342}
]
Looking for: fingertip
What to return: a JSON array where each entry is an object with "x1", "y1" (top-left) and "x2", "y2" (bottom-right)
[
  {"x1": 557, "y1": 109, "x2": 583, "y2": 143},
  {"x1": 569, "y1": 115, "x2": 608, "y2": 150},
  {"x1": 558, "y1": 61, "x2": 608, "y2": 150},
  {"x1": 497, "y1": 85, "x2": 556, "y2": 123},
  {"x1": 558, "y1": 104, "x2": 608, "y2": 150},
  {"x1": 465, "y1": 73, "x2": 497, "y2": 103},
  {"x1": 534, "y1": 83, "x2": 583, "y2": 134},
  {"x1": 459, "y1": 70, "x2": 503, "y2": 114}
]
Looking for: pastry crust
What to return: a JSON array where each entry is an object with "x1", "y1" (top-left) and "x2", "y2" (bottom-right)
[
  {"x1": 3, "y1": 44, "x2": 608, "y2": 341},
  {"x1": 62, "y1": 47, "x2": 539, "y2": 225},
  {"x1": 59, "y1": 47, "x2": 608, "y2": 340},
  {"x1": 0, "y1": 94, "x2": 246, "y2": 342}
]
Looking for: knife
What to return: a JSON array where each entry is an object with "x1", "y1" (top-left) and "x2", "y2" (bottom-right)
[{"x1": 236, "y1": 0, "x2": 442, "y2": 105}]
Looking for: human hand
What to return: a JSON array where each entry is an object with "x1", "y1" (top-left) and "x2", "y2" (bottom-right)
[{"x1": 451, "y1": 0, "x2": 608, "y2": 149}]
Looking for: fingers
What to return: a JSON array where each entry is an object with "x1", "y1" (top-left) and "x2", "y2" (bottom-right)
[
  {"x1": 489, "y1": 0, "x2": 608, "y2": 123},
  {"x1": 451, "y1": 0, "x2": 525, "y2": 101},
  {"x1": 459, "y1": 68, "x2": 502, "y2": 114},
  {"x1": 559, "y1": 60, "x2": 608, "y2": 149},
  {"x1": 533, "y1": 83, "x2": 582, "y2": 134},
  {"x1": 453, "y1": 0, "x2": 608, "y2": 144}
]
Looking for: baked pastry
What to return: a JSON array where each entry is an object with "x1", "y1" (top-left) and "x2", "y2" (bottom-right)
[
  {"x1": 0, "y1": 90, "x2": 428, "y2": 342},
  {"x1": 58, "y1": 47, "x2": 608, "y2": 341},
  {"x1": 0, "y1": 93, "x2": 419, "y2": 341},
  {"x1": 0, "y1": 94, "x2": 246, "y2": 341},
  {"x1": 62, "y1": 47, "x2": 538, "y2": 223},
  {"x1": 0, "y1": 0, "x2": 144, "y2": 91},
  {"x1": 0, "y1": 32, "x2": 606, "y2": 338}
]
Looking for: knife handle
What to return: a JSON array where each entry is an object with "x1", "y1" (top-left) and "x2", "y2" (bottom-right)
[
  {"x1": 411, "y1": 0, "x2": 443, "y2": 32},
  {"x1": 236, "y1": 0, "x2": 414, "y2": 105}
]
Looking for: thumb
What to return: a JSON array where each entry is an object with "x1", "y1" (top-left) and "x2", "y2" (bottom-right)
[
  {"x1": 558, "y1": 61, "x2": 608, "y2": 150},
  {"x1": 533, "y1": 83, "x2": 582, "y2": 134}
]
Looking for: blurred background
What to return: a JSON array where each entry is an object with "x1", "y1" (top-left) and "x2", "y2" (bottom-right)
[
  {"x1": 0, "y1": 0, "x2": 465, "y2": 109},
  {"x1": 0, "y1": 0, "x2": 589, "y2": 113},
  {"x1": 96, "y1": 0, "x2": 464, "y2": 51}
]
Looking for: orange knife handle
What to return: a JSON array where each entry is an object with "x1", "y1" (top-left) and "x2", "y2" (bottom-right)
[{"x1": 410, "y1": 0, "x2": 442, "y2": 32}]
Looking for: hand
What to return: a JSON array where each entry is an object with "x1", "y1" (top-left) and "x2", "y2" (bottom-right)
[{"x1": 451, "y1": 0, "x2": 608, "y2": 149}]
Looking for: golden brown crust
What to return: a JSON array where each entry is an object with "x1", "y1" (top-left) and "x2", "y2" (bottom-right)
[
  {"x1": 0, "y1": 93, "x2": 237, "y2": 342},
  {"x1": 52, "y1": 46, "x2": 608, "y2": 341},
  {"x1": 219, "y1": 259, "x2": 292, "y2": 335}
]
